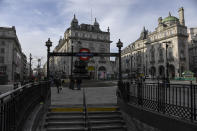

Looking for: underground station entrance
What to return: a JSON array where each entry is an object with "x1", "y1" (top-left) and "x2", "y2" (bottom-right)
[{"x1": 44, "y1": 38, "x2": 128, "y2": 131}]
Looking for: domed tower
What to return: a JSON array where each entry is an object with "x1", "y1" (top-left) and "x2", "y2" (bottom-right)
[
  {"x1": 162, "y1": 12, "x2": 180, "y2": 26},
  {"x1": 71, "y1": 14, "x2": 78, "y2": 28},
  {"x1": 94, "y1": 18, "x2": 100, "y2": 31}
]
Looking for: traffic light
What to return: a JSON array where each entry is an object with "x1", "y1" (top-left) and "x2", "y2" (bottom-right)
[{"x1": 73, "y1": 60, "x2": 88, "y2": 74}]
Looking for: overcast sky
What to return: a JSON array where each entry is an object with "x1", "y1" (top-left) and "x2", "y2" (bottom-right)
[{"x1": 0, "y1": 0, "x2": 196, "y2": 67}]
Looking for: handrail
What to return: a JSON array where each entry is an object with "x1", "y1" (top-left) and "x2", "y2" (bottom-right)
[
  {"x1": 82, "y1": 86, "x2": 92, "y2": 131},
  {"x1": 0, "y1": 82, "x2": 43, "y2": 99},
  {"x1": 0, "y1": 83, "x2": 30, "y2": 99}
]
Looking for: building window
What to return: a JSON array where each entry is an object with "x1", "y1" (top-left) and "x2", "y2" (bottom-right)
[
  {"x1": 99, "y1": 44, "x2": 105, "y2": 52},
  {"x1": 97, "y1": 35, "x2": 100, "y2": 40},
  {"x1": 75, "y1": 32, "x2": 78, "y2": 37},
  {"x1": 0, "y1": 57, "x2": 4, "y2": 63},
  {"x1": 90, "y1": 34, "x2": 92, "y2": 39},
  {"x1": 0, "y1": 66, "x2": 6, "y2": 72},
  {"x1": 150, "y1": 46, "x2": 155, "y2": 63},
  {"x1": 1, "y1": 41, "x2": 5, "y2": 46},
  {"x1": 159, "y1": 48, "x2": 163, "y2": 62},
  {"x1": 164, "y1": 32, "x2": 167, "y2": 37},
  {"x1": 168, "y1": 47, "x2": 173, "y2": 58},
  {"x1": 100, "y1": 47, "x2": 105, "y2": 52},
  {"x1": 89, "y1": 43, "x2": 95, "y2": 52},
  {"x1": 0, "y1": 48, "x2": 5, "y2": 54},
  {"x1": 180, "y1": 50, "x2": 184, "y2": 59}
]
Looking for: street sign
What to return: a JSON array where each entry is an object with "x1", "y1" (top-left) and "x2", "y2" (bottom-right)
[
  {"x1": 79, "y1": 48, "x2": 90, "y2": 61},
  {"x1": 88, "y1": 66, "x2": 95, "y2": 71},
  {"x1": 49, "y1": 52, "x2": 118, "y2": 57}
]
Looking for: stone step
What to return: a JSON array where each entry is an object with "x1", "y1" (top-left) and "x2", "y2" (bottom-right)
[
  {"x1": 88, "y1": 111, "x2": 121, "y2": 116},
  {"x1": 46, "y1": 116, "x2": 84, "y2": 122},
  {"x1": 89, "y1": 119, "x2": 125, "y2": 126},
  {"x1": 90, "y1": 125, "x2": 127, "y2": 131},
  {"x1": 45, "y1": 121, "x2": 84, "y2": 128},
  {"x1": 49, "y1": 107, "x2": 83, "y2": 112},
  {"x1": 47, "y1": 112, "x2": 84, "y2": 117},
  {"x1": 47, "y1": 111, "x2": 121, "y2": 119},
  {"x1": 44, "y1": 105, "x2": 127, "y2": 131},
  {"x1": 48, "y1": 107, "x2": 119, "y2": 112},
  {"x1": 46, "y1": 127, "x2": 86, "y2": 131},
  {"x1": 88, "y1": 115, "x2": 123, "y2": 120}
]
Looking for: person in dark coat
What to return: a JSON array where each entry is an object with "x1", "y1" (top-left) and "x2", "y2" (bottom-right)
[
  {"x1": 76, "y1": 78, "x2": 82, "y2": 90},
  {"x1": 54, "y1": 78, "x2": 61, "y2": 93}
]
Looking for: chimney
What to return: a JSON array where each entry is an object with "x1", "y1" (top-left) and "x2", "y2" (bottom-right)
[{"x1": 178, "y1": 7, "x2": 185, "y2": 26}]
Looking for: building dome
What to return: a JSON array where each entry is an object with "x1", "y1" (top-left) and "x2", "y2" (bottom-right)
[
  {"x1": 71, "y1": 14, "x2": 78, "y2": 28},
  {"x1": 162, "y1": 16, "x2": 179, "y2": 23},
  {"x1": 94, "y1": 18, "x2": 99, "y2": 26},
  {"x1": 93, "y1": 18, "x2": 100, "y2": 31},
  {"x1": 71, "y1": 14, "x2": 78, "y2": 23},
  {"x1": 162, "y1": 12, "x2": 179, "y2": 24}
]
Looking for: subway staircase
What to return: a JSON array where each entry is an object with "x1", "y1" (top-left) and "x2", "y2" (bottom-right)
[{"x1": 44, "y1": 105, "x2": 127, "y2": 131}]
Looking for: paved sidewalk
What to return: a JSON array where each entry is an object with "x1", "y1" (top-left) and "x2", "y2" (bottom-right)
[{"x1": 51, "y1": 86, "x2": 117, "y2": 106}]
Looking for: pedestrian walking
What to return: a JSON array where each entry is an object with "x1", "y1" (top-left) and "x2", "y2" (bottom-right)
[
  {"x1": 54, "y1": 78, "x2": 61, "y2": 93},
  {"x1": 69, "y1": 78, "x2": 75, "y2": 90},
  {"x1": 76, "y1": 78, "x2": 82, "y2": 90}
]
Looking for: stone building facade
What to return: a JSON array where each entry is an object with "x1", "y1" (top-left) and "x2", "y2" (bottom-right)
[
  {"x1": 121, "y1": 7, "x2": 189, "y2": 79},
  {"x1": 0, "y1": 26, "x2": 27, "y2": 83},
  {"x1": 50, "y1": 15, "x2": 114, "y2": 79},
  {"x1": 188, "y1": 27, "x2": 197, "y2": 76}
]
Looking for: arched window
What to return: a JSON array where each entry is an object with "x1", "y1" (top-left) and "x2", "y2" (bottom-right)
[
  {"x1": 159, "y1": 48, "x2": 163, "y2": 61},
  {"x1": 180, "y1": 50, "x2": 184, "y2": 58},
  {"x1": 75, "y1": 32, "x2": 78, "y2": 37},
  {"x1": 169, "y1": 47, "x2": 173, "y2": 59},
  {"x1": 150, "y1": 46, "x2": 155, "y2": 62},
  {"x1": 137, "y1": 51, "x2": 141, "y2": 65}
]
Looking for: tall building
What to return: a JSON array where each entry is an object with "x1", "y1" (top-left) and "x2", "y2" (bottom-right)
[
  {"x1": 50, "y1": 15, "x2": 114, "y2": 79},
  {"x1": 121, "y1": 7, "x2": 189, "y2": 79},
  {"x1": 188, "y1": 27, "x2": 197, "y2": 76},
  {"x1": 0, "y1": 26, "x2": 27, "y2": 83}
]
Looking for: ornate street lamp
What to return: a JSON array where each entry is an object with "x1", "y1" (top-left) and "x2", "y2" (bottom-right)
[
  {"x1": 144, "y1": 37, "x2": 151, "y2": 77},
  {"x1": 163, "y1": 41, "x2": 171, "y2": 83},
  {"x1": 29, "y1": 53, "x2": 32, "y2": 80},
  {"x1": 45, "y1": 38, "x2": 52, "y2": 79},
  {"x1": 116, "y1": 39, "x2": 123, "y2": 83},
  {"x1": 71, "y1": 41, "x2": 74, "y2": 78}
]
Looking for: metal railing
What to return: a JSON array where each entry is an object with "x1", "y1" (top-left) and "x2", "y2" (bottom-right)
[
  {"x1": 118, "y1": 80, "x2": 197, "y2": 122},
  {"x1": 0, "y1": 81, "x2": 51, "y2": 131},
  {"x1": 82, "y1": 86, "x2": 92, "y2": 131}
]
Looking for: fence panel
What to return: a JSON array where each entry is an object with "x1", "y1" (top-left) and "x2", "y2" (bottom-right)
[
  {"x1": 0, "y1": 81, "x2": 50, "y2": 131},
  {"x1": 120, "y1": 80, "x2": 197, "y2": 122}
]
